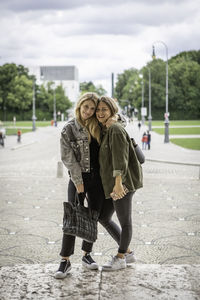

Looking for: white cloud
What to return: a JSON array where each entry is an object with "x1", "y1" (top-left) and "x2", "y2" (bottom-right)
[{"x1": 0, "y1": 0, "x2": 199, "y2": 95}]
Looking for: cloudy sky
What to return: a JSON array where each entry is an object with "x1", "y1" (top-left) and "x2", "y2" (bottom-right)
[{"x1": 0, "y1": 0, "x2": 199, "y2": 94}]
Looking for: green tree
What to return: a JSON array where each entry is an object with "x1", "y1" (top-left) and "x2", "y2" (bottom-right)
[
  {"x1": 80, "y1": 81, "x2": 106, "y2": 96},
  {"x1": 169, "y1": 58, "x2": 200, "y2": 119},
  {"x1": 7, "y1": 75, "x2": 33, "y2": 117},
  {"x1": 36, "y1": 82, "x2": 72, "y2": 119}
]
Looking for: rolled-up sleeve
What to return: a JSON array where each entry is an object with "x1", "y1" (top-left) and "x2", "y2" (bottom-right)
[{"x1": 109, "y1": 127, "x2": 129, "y2": 180}]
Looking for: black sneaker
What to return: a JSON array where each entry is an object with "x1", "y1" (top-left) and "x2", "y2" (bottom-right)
[
  {"x1": 82, "y1": 254, "x2": 98, "y2": 270},
  {"x1": 55, "y1": 259, "x2": 72, "y2": 279}
]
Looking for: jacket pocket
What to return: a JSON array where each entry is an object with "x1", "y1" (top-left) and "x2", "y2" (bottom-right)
[{"x1": 70, "y1": 141, "x2": 81, "y2": 162}]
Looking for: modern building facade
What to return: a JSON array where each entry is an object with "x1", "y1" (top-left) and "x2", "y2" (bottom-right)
[{"x1": 28, "y1": 65, "x2": 79, "y2": 103}]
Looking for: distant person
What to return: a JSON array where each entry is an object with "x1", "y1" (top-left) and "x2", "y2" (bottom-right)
[
  {"x1": 147, "y1": 130, "x2": 151, "y2": 150},
  {"x1": 0, "y1": 131, "x2": 5, "y2": 147},
  {"x1": 142, "y1": 132, "x2": 148, "y2": 150},
  {"x1": 17, "y1": 129, "x2": 22, "y2": 143},
  {"x1": 138, "y1": 121, "x2": 141, "y2": 131}
]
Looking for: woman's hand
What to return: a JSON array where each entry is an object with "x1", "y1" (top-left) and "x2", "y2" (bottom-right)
[
  {"x1": 106, "y1": 114, "x2": 118, "y2": 128},
  {"x1": 76, "y1": 183, "x2": 84, "y2": 193},
  {"x1": 110, "y1": 183, "x2": 126, "y2": 200}
]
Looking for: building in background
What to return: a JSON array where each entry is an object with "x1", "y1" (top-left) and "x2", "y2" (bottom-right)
[{"x1": 28, "y1": 65, "x2": 79, "y2": 103}]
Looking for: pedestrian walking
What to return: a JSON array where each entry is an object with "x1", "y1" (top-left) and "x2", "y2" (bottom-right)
[
  {"x1": 55, "y1": 92, "x2": 128, "y2": 279},
  {"x1": 96, "y1": 96, "x2": 142, "y2": 271},
  {"x1": 138, "y1": 121, "x2": 141, "y2": 131},
  {"x1": 0, "y1": 131, "x2": 4, "y2": 147},
  {"x1": 142, "y1": 132, "x2": 148, "y2": 150},
  {"x1": 17, "y1": 129, "x2": 22, "y2": 143},
  {"x1": 147, "y1": 130, "x2": 151, "y2": 150}
]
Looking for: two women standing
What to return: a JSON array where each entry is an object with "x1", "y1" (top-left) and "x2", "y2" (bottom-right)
[{"x1": 55, "y1": 93, "x2": 142, "y2": 278}]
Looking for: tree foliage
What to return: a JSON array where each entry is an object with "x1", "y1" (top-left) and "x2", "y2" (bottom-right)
[
  {"x1": 80, "y1": 81, "x2": 106, "y2": 96},
  {"x1": 0, "y1": 63, "x2": 73, "y2": 121},
  {"x1": 115, "y1": 50, "x2": 200, "y2": 120}
]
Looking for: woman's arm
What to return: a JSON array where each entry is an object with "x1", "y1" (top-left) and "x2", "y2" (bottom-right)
[{"x1": 60, "y1": 126, "x2": 83, "y2": 186}]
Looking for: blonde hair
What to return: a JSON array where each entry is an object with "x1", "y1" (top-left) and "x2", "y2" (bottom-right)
[
  {"x1": 98, "y1": 96, "x2": 119, "y2": 116},
  {"x1": 75, "y1": 92, "x2": 101, "y2": 144}
]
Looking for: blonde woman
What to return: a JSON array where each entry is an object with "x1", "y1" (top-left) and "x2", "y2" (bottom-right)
[{"x1": 55, "y1": 93, "x2": 125, "y2": 278}]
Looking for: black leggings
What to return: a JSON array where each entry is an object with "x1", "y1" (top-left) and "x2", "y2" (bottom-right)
[{"x1": 60, "y1": 175, "x2": 133, "y2": 257}]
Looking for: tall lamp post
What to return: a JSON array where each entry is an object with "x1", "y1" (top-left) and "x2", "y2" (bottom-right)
[
  {"x1": 139, "y1": 74, "x2": 145, "y2": 125},
  {"x1": 53, "y1": 84, "x2": 57, "y2": 126},
  {"x1": 148, "y1": 67, "x2": 152, "y2": 131},
  {"x1": 153, "y1": 41, "x2": 169, "y2": 143},
  {"x1": 32, "y1": 78, "x2": 36, "y2": 131}
]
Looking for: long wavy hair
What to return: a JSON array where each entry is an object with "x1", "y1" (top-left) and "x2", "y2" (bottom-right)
[{"x1": 75, "y1": 92, "x2": 101, "y2": 144}]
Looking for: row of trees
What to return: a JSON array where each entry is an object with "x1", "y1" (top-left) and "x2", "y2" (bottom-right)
[
  {"x1": 115, "y1": 50, "x2": 200, "y2": 120},
  {"x1": 0, "y1": 50, "x2": 199, "y2": 121},
  {"x1": 0, "y1": 64, "x2": 72, "y2": 121}
]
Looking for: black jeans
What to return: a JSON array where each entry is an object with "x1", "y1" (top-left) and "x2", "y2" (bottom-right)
[
  {"x1": 60, "y1": 173, "x2": 133, "y2": 257},
  {"x1": 60, "y1": 172, "x2": 106, "y2": 257},
  {"x1": 113, "y1": 192, "x2": 134, "y2": 253}
]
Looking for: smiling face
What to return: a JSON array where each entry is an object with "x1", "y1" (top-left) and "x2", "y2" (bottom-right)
[
  {"x1": 96, "y1": 101, "x2": 112, "y2": 125},
  {"x1": 80, "y1": 100, "x2": 96, "y2": 121}
]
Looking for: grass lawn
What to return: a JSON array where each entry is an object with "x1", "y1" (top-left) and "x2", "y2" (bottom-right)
[
  {"x1": 148, "y1": 120, "x2": 200, "y2": 126},
  {"x1": 170, "y1": 138, "x2": 200, "y2": 150},
  {"x1": 3, "y1": 121, "x2": 52, "y2": 127},
  {"x1": 5, "y1": 128, "x2": 33, "y2": 135},
  {"x1": 153, "y1": 127, "x2": 200, "y2": 135}
]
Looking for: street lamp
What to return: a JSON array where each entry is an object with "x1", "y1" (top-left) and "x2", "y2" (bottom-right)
[
  {"x1": 148, "y1": 67, "x2": 152, "y2": 131},
  {"x1": 53, "y1": 84, "x2": 57, "y2": 126},
  {"x1": 152, "y1": 41, "x2": 169, "y2": 143},
  {"x1": 32, "y1": 78, "x2": 36, "y2": 131},
  {"x1": 139, "y1": 74, "x2": 145, "y2": 125}
]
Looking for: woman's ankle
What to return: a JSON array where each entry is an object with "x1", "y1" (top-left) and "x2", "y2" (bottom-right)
[
  {"x1": 116, "y1": 253, "x2": 125, "y2": 259},
  {"x1": 62, "y1": 257, "x2": 69, "y2": 260}
]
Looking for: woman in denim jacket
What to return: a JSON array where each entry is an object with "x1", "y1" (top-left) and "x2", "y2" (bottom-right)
[{"x1": 55, "y1": 92, "x2": 133, "y2": 278}]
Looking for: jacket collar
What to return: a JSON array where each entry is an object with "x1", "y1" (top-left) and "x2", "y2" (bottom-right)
[{"x1": 74, "y1": 118, "x2": 85, "y2": 132}]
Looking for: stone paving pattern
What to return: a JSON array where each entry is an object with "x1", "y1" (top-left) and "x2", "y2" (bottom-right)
[{"x1": 0, "y1": 121, "x2": 200, "y2": 299}]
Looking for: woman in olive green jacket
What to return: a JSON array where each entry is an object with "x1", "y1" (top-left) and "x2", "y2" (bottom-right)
[{"x1": 96, "y1": 96, "x2": 143, "y2": 271}]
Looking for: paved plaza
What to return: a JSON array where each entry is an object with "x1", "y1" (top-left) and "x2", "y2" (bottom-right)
[{"x1": 0, "y1": 121, "x2": 200, "y2": 299}]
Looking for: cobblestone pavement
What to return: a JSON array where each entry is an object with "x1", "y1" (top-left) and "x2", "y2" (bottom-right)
[{"x1": 0, "y1": 121, "x2": 200, "y2": 299}]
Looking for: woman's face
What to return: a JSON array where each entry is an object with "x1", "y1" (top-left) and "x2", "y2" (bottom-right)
[
  {"x1": 96, "y1": 101, "x2": 112, "y2": 125},
  {"x1": 80, "y1": 100, "x2": 96, "y2": 121}
]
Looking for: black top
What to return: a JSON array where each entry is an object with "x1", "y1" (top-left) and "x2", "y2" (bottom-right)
[{"x1": 89, "y1": 137, "x2": 100, "y2": 171}]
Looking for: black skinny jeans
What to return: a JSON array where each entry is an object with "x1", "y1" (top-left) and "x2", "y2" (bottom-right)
[
  {"x1": 60, "y1": 173, "x2": 134, "y2": 257},
  {"x1": 60, "y1": 172, "x2": 110, "y2": 257}
]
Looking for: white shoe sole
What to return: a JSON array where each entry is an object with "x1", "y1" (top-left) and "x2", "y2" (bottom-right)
[
  {"x1": 102, "y1": 265, "x2": 126, "y2": 271},
  {"x1": 82, "y1": 261, "x2": 98, "y2": 270},
  {"x1": 54, "y1": 265, "x2": 72, "y2": 279}
]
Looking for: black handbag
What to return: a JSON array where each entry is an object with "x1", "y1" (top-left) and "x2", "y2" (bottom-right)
[
  {"x1": 62, "y1": 193, "x2": 98, "y2": 243},
  {"x1": 131, "y1": 138, "x2": 145, "y2": 164}
]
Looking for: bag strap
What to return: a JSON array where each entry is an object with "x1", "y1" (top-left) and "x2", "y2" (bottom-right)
[{"x1": 75, "y1": 192, "x2": 92, "y2": 218}]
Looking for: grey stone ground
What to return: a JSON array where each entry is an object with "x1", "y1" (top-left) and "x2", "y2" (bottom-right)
[{"x1": 0, "y1": 121, "x2": 200, "y2": 299}]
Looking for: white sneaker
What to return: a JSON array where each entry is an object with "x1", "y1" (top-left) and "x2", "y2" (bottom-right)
[
  {"x1": 125, "y1": 251, "x2": 136, "y2": 263},
  {"x1": 102, "y1": 256, "x2": 126, "y2": 271}
]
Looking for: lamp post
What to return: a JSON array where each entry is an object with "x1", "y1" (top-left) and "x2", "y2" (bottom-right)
[
  {"x1": 148, "y1": 67, "x2": 152, "y2": 131},
  {"x1": 53, "y1": 84, "x2": 57, "y2": 126},
  {"x1": 139, "y1": 74, "x2": 145, "y2": 125},
  {"x1": 32, "y1": 78, "x2": 36, "y2": 131},
  {"x1": 153, "y1": 41, "x2": 169, "y2": 143}
]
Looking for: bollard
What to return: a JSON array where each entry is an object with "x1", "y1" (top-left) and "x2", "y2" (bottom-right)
[{"x1": 57, "y1": 161, "x2": 63, "y2": 178}]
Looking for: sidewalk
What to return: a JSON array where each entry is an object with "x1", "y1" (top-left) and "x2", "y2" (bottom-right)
[{"x1": 0, "y1": 121, "x2": 200, "y2": 299}]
